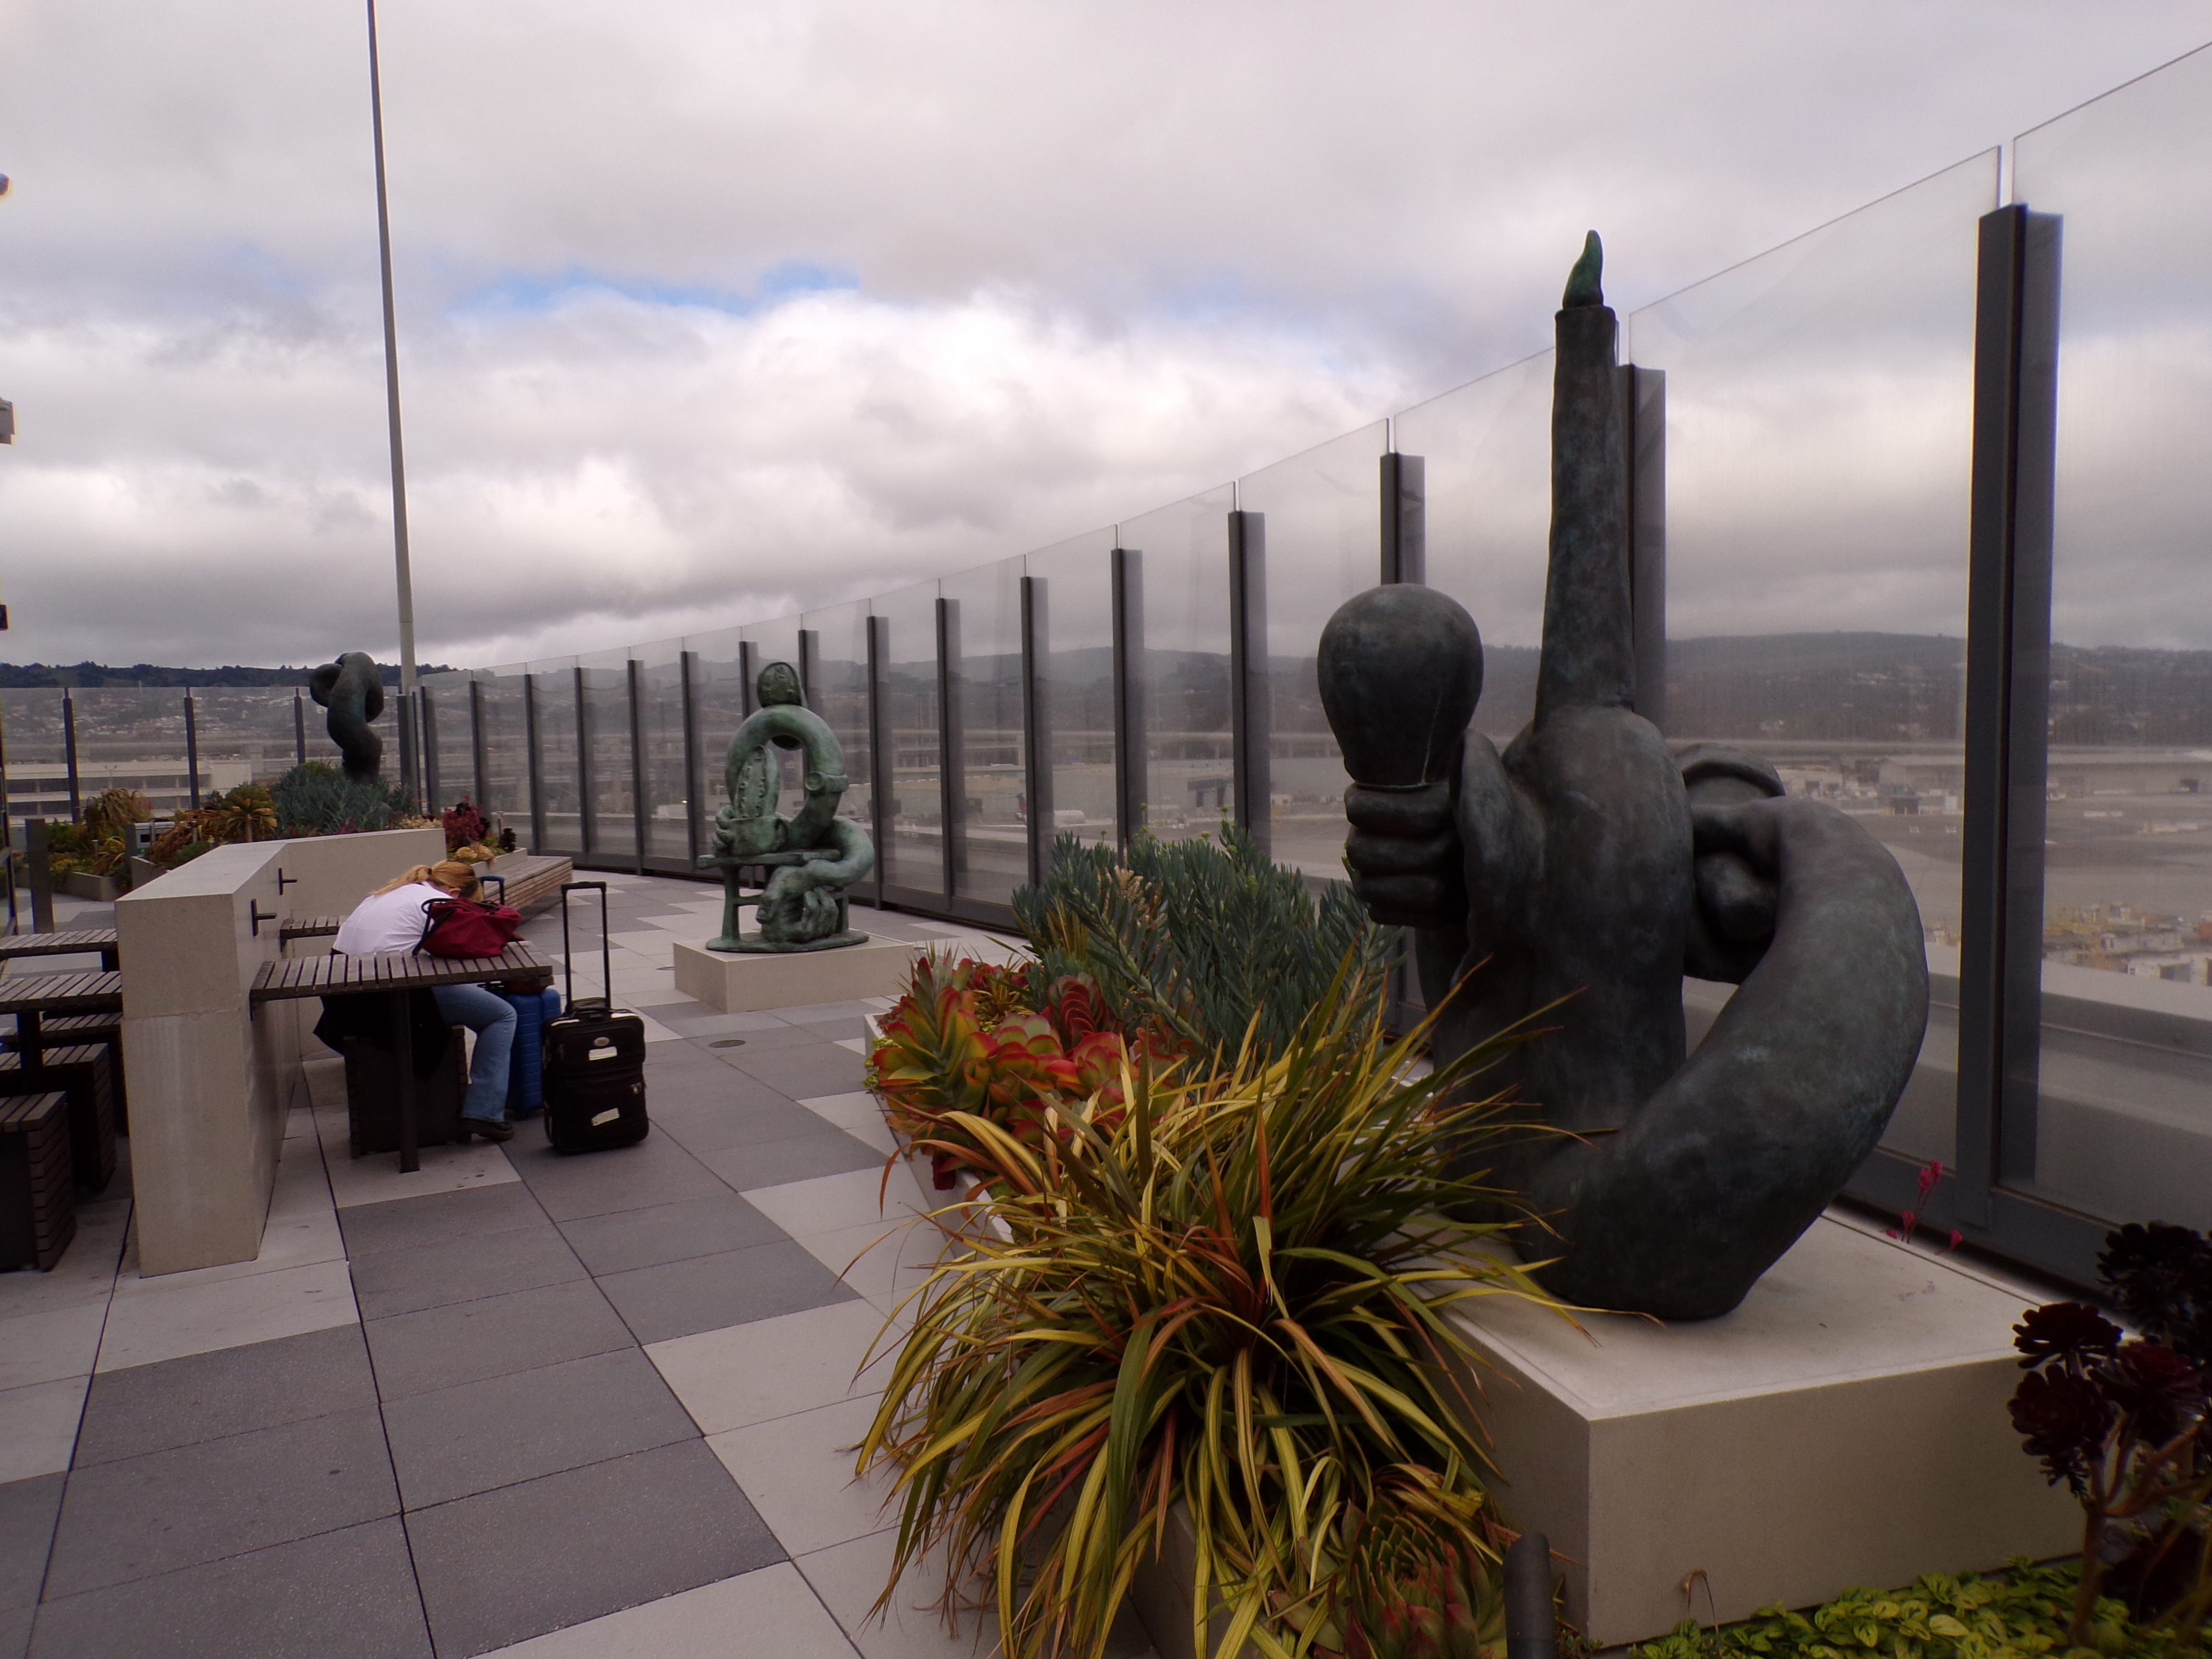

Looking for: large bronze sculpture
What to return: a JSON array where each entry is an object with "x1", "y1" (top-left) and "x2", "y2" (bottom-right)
[
  {"x1": 700, "y1": 661, "x2": 876, "y2": 953},
  {"x1": 1318, "y1": 236, "x2": 1929, "y2": 1319},
  {"x1": 309, "y1": 651, "x2": 385, "y2": 783}
]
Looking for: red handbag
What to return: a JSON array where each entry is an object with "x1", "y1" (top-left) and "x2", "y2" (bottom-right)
[{"x1": 419, "y1": 896, "x2": 523, "y2": 958}]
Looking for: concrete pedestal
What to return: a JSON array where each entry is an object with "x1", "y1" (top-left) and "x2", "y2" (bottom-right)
[
  {"x1": 1447, "y1": 1216, "x2": 2077, "y2": 1648},
  {"x1": 673, "y1": 936, "x2": 923, "y2": 1013}
]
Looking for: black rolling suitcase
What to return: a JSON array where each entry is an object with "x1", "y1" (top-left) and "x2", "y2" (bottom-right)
[{"x1": 542, "y1": 881, "x2": 650, "y2": 1154}]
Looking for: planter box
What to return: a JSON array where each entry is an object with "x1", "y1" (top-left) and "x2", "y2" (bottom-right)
[{"x1": 60, "y1": 872, "x2": 126, "y2": 902}]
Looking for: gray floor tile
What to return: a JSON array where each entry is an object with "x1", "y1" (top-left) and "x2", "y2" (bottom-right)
[
  {"x1": 503, "y1": 1133, "x2": 733, "y2": 1222},
  {"x1": 720, "y1": 1043, "x2": 867, "y2": 1099},
  {"x1": 73, "y1": 1326, "x2": 377, "y2": 1467},
  {"x1": 408, "y1": 1439, "x2": 781, "y2": 1659},
  {"x1": 26, "y1": 1518, "x2": 429, "y2": 1659},
  {"x1": 43, "y1": 1408, "x2": 398, "y2": 1598},
  {"x1": 350, "y1": 1221, "x2": 587, "y2": 1321},
  {"x1": 383, "y1": 1347, "x2": 698, "y2": 1510},
  {"x1": 684, "y1": 1022, "x2": 827, "y2": 1056},
  {"x1": 336, "y1": 1183, "x2": 548, "y2": 1260},
  {"x1": 0, "y1": 1476, "x2": 61, "y2": 1612},
  {"x1": 644, "y1": 1064, "x2": 799, "y2": 1113},
  {"x1": 556, "y1": 1192, "x2": 785, "y2": 1275},
  {"x1": 595, "y1": 1238, "x2": 860, "y2": 1345},
  {"x1": 363, "y1": 1279, "x2": 635, "y2": 1399},
  {"x1": 656, "y1": 1009, "x2": 796, "y2": 1037},
  {"x1": 696, "y1": 1129, "x2": 884, "y2": 1192},
  {"x1": 649, "y1": 1096, "x2": 847, "y2": 1157},
  {"x1": 1, "y1": 1599, "x2": 28, "y2": 1659}
]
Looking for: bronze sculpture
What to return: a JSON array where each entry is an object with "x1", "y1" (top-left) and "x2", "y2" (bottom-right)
[
  {"x1": 309, "y1": 652, "x2": 385, "y2": 783},
  {"x1": 1319, "y1": 235, "x2": 1930, "y2": 1319},
  {"x1": 699, "y1": 661, "x2": 876, "y2": 953}
]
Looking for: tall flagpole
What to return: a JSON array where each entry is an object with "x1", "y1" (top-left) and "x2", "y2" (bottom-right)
[{"x1": 365, "y1": 0, "x2": 420, "y2": 800}]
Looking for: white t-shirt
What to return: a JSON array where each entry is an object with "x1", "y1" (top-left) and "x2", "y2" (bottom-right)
[{"x1": 333, "y1": 882, "x2": 445, "y2": 957}]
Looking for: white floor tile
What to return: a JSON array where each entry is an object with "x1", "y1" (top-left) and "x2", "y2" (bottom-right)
[
  {"x1": 0, "y1": 1375, "x2": 88, "y2": 1482},
  {"x1": 647, "y1": 1299, "x2": 894, "y2": 1434},
  {"x1": 799, "y1": 1094, "x2": 898, "y2": 1156},
  {"x1": 0, "y1": 1299, "x2": 108, "y2": 1392},
  {"x1": 94, "y1": 1256, "x2": 357, "y2": 1373},
  {"x1": 613, "y1": 986, "x2": 699, "y2": 1007},
  {"x1": 317, "y1": 1104, "x2": 520, "y2": 1209},
  {"x1": 636, "y1": 1013, "x2": 685, "y2": 1044},
  {"x1": 746, "y1": 1165, "x2": 940, "y2": 1241},
  {"x1": 797, "y1": 1219, "x2": 947, "y2": 1315},
  {"x1": 795, "y1": 1528, "x2": 998, "y2": 1659},
  {"x1": 836, "y1": 1037, "x2": 868, "y2": 1054},
  {"x1": 708, "y1": 1395, "x2": 897, "y2": 1557},
  {"x1": 0, "y1": 1201, "x2": 128, "y2": 1323},
  {"x1": 475, "y1": 1563, "x2": 858, "y2": 1659},
  {"x1": 608, "y1": 931, "x2": 677, "y2": 959}
]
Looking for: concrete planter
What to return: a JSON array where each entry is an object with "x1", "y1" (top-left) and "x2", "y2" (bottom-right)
[{"x1": 61, "y1": 871, "x2": 127, "y2": 902}]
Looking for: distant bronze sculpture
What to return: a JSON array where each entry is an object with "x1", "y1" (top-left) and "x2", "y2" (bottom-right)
[
  {"x1": 1318, "y1": 234, "x2": 1929, "y2": 1320},
  {"x1": 700, "y1": 661, "x2": 875, "y2": 952},
  {"x1": 309, "y1": 652, "x2": 385, "y2": 784}
]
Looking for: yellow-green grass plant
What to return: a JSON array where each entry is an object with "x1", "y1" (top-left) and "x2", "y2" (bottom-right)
[{"x1": 858, "y1": 963, "x2": 1564, "y2": 1659}]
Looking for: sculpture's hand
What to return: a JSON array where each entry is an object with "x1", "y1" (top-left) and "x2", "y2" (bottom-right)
[{"x1": 1343, "y1": 781, "x2": 1461, "y2": 927}]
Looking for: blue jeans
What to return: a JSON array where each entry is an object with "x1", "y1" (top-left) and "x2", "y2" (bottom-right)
[{"x1": 433, "y1": 983, "x2": 517, "y2": 1123}]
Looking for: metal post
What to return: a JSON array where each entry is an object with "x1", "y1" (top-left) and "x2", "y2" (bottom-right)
[
  {"x1": 365, "y1": 0, "x2": 419, "y2": 802},
  {"x1": 1379, "y1": 452, "x2": 1426, "y2": 586},
  {"x1": 626, "y1": 659, "x2": 649, "y2": 876},
  {"x1": 1955, "y1": 204, "x2": 2063, "y2": 1225},
  {"x1": 421, "y1": 686, "x2": 441, "y2": 808},
  {"x1": 1228, "y1": 511, "x2": 1270, "y2": 852},
  {"x1": 25, "y1": 817, "x2": 52, "y2": 933},
  {"x1": 739, "y1": 641, "x2": 757, "y2": 715},
  {"x1": 293, "y1": 689, "x2": 308, "y2": 769},
  {"x1": 60, "y1": 693, "x2": 81, "y2": 823},
  {"x1": 867, "y1": 614, "x2": 891, "y2": 906},
  {"x1": 937, "y1": 595, "x2": 961, "y2": 901},
  {"x1": 1019, "y1": 574, "x2": 1051, "y2": 890},
  {"x1": 1621, "y1": 367, "x2": 1668, "y2": 729},
  {"x1": 798, "y1": 629, "x2": 818, "y2": 707},
  {"x1": 523, "y1": 672, "x2": 547, "y2": 854},
  {"x1": 679, "y1": 649, "x2": 702, "y2": 867},
  {"x1": 1110, "y1": 546, "x2": 1144, "y2": 846},
  {"x1": 183, "y1": 692, "x2": 202, "y2": 810},
  {"x1": 468, "y1": 677, "x2": 488, "y2": 809},
  {"x1": 573, "y1": 666, "x2": 593, "y2": 857}
]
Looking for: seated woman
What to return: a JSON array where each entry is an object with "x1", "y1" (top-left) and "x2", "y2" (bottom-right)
[{"x1": 332, "y1": 861, "x2": 519, "y2": 1142}]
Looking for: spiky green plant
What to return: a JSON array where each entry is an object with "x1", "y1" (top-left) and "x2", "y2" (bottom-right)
[
  {"x1": 270, "y1": 762, "x2": 413, "y2": 836},
  {"x1": 858, "y1": 962, "x2": 1559, "y2": 1659},
  {"x1": 1013, "y1": 828, "x2": 1391, "y2": 1065}
]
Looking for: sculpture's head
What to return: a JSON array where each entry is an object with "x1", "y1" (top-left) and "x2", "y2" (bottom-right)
[{"x1": 756, "y1": 661, "x2": 804, "y2": 708}]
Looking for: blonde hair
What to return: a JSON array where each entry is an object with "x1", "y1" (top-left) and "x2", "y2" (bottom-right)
[{"x1": 372, "y1": 861, "x2": 481, "y2": 900}]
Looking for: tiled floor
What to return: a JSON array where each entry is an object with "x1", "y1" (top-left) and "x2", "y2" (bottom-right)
[{"x1": 0, "y1": 875, "x2": 1151, "y2": 1659}]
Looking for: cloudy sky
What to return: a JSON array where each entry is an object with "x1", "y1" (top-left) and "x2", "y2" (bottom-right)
[{"x1": 0, "y1": 2, "x2": 2207, "y2": 671}]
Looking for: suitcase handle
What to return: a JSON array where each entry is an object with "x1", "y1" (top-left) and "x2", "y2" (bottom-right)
[{"x1": 559, "y1": 881, "x2": 612, "y2": 1010}]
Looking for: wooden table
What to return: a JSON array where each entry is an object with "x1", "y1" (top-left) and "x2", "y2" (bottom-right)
[
  {"x1": 0, "y1": 931, "x2": 120, "y2": 973},
  {"x1": 252, "y1": 943, "x2": 549, "y2": 1172},
  {"x1": 0, "y1": 971, "x2": 124, "y2": 1070}
]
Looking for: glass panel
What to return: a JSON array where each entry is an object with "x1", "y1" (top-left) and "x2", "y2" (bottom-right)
[
  {"x1": 1625, "y1": 150, "x2": 1997, "y2": 1168},
  {"x1": 634, "y1": 640, "x2": 692, "y2": 864},
  {"x1": 577, "y1": 647, "x2": 637, "y2": 860},
  {"x1": 685, "y1": 625, "x2": 748, "y2": 839},
  {"x1": 874, "y1": 582, "x2": 944, "y2": 897},
  {"x1": 1026, "y1": 529, "x2": 1118, "y2": 854},
  {"x1": 802, "y1": 600, "x2": 874, "y2": 847},
  {"x1": 476, "y1": 670, "x2": 533, "y2": 842},
  {"x1": 1123, "y1": 485, "x2": 1234, "y2": 844},
  {"x1": 530, "y1": 660, "x2": 582, "y2": 856},
  {"x1": 1391, "y1": 352, "x2": 1553, "y2": 745},
  {"x1": 943, "y1": 557, "x2": 1027, "y2": 906},
  {"x1": 1237, "y1": 422, "x2": 1386, "y2": 878},
  {"x1": 2015, "y1": 48, "x2": 2212, "y2": 1226},
  {"x1": 419, "y1": 673, "x2": 475, "y2": 812},
  {"x1": 1, "y1": 689, "x2": 69, "y2": 828}
]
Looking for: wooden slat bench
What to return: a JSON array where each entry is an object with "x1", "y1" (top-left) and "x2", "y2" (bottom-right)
[
  {"x1": 470, "y1": 854, "x2": 574, "y2": 919},
  {"x1": 0, "y1": 1093, "x2": 75, "y2": 1271}
]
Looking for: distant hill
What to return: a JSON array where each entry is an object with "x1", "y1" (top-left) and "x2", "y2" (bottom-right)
[{"x1": 0, "y1": 661, "x2": 455, "y2": 689}]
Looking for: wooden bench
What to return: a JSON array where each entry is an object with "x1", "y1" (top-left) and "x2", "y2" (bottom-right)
[
  {"x1": 0, "y1": 1046, "x2": 117, "y2": 1193},
  {"x1": 471, "y1": 854, "x2": 574, "y2": 919},
  {"x1": 3, "y1": 1012, "x2": 127, "y2": 1134},
  {"x1": 0, "y1": 1093, "x2": 75, "y2": 1271},
  {"x1": 280, "y1": 917, "x2": 341, "y2": 943},
  {"x1": 0, "y1": 929, "x2": 120, "y2": 972}
]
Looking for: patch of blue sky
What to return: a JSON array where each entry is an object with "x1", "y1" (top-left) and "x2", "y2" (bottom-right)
[{"x1": 450, "y1": 258, "x2": 859, "y2": 319}]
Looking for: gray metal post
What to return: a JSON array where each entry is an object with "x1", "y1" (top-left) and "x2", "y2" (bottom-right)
[
  {"x1": 183, "y1": 693, "x2": 202, "y2": 810},
  {"x1": 524, "y1": 673, "x2": 547, "y2": 854},
  {"x1": 679, "y1": 649, "x2": 702, "y2": 866},
  {"x1": 866, "y1": 614, "x2": 890, "y2": 906},
  {"x1": 421, "y1": 687, "x2": 441, "y2": 808},
  {"x1": 1110, "y1": 546, "x2": 1143, "y2": 845},
  {"x1": 365, "y1": 0, "x2": 420, "y2": 800},
  {"x1": 627, "y1": 659, "x2": 649, "y2": 875},
  {"x1": 797, "y1": 629, "x2": 818, "y2": 706},
  {"x1": 60, "y1": 693, "x2": 81, "y2": 822},
  {"x1": 1228, "y1": 511, "x2": 1270, "y2": 852},
  {"x1": 25, "y1": 817, "x2": 52, "y2": 933},
  {"x1": 469, "y1": 677, "x2": 488, "y2": 809},
  {"x1": 937, "y1": 595, "x2": 961, "y2": 901},
  {"x1": 293, "y1": 690, "x2": 308, "y2": 768},
  {"x1": 738, "y1": 641, "x2": 757, "y2": 714},
  {"x1": 1019, "y1": 574, "x2": 1051, "y2": 890},
  {"x1": 1380, "y1": 452, "x2": 1426, "y2": 586},
  {"x1": 573, "y1": 665, "x2": 593, "y2": 856}
]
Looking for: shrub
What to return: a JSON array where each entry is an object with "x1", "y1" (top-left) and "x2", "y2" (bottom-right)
[
  {"x1": 1013, "y1": 828, "x2": 1392, "y2": 1065},
  {"x1": 271, "y1": 762, "x2": 414, "y2": 837},
  {"x1": 860, "y1": 962, "x2": 1554, "y2": 1659},
  {"x1": 442, "y1": 797, "x2": 489, "y2": 854}
]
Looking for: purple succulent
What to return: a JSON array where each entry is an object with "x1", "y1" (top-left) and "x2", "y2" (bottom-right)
[
  {"x1": 2104, "y1": 1341, "x2": 2205, "y2": 1444},
  {"x1": 2014, "y1": 1301, "x2": 2123, "y2": 1368},
  {"x1": 2010, "y1": 1368, "x2": 2116, "y2": 1492}
]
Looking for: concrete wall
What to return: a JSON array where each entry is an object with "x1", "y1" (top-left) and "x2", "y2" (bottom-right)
[{"x1": 117, "y1": 827, "x2": 445, "y2": 1275}]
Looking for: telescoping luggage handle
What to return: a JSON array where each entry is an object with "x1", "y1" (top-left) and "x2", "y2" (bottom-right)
[{"x1": 559, "y1": 881, "x2": 613, "y2": 1015}]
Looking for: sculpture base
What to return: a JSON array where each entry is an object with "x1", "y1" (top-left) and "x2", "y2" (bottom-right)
[
  {"x1": 1444, "y1": 1216, "x2": 2076, "y2": 1648},
  {"x1": 704, "y1": 929, "x2": 869, "y2": 955},
  {"x1": 673, "y1": 936, "x2": 923, "y2": 1014}
]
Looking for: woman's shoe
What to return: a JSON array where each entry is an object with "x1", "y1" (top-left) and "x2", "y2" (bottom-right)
[{"x1": 460, "y1": 1117, "x2": 515, "y2": 1142}]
